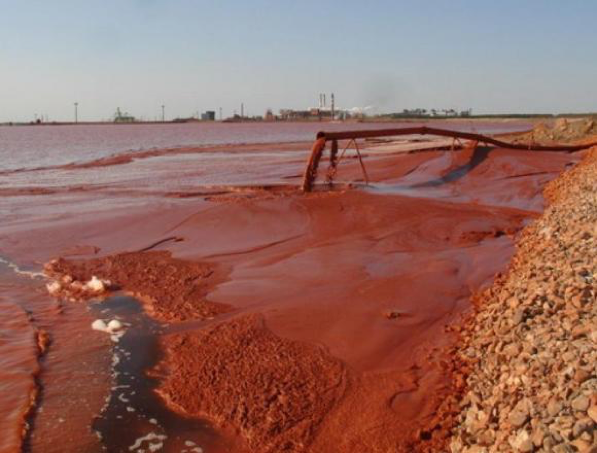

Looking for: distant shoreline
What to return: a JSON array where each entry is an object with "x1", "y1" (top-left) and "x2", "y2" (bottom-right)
[
  {"x1": 3, "y1": 113, "x2": 596, "y2": 127},
  {"x1": 0, "y1": 116, "x2": 562, "y2": 127}
]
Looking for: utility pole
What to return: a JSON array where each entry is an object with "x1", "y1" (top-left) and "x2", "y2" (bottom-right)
[
  {"x1": 74, "y1": 102, "x2": 78, "y2": 123},
  {"x1": 331, "y1": 93, "x2": 335, "y2": 120},
  {"x1": 161, "y1": 105, "x2": 165, "y2": 122},
  {"x1": 219, "y1": 107, "x2": 222, "y2": 121},
  {"x1": 241, "y1": 103, "x2": 244, "y2": 121}
]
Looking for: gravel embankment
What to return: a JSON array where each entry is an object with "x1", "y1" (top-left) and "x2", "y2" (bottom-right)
[{"x1": 450, "y1": 148, "x2": 597, "y2": 453}]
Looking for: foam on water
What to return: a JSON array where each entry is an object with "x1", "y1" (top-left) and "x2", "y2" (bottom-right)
[
  {"x1": 128, "y1": 432, "x2": 167, "y2": 451},
  {"x1": 91, "y1": 318, "x2": 127, "y2": 342},
  {"x1": 90, "y1": 296, "x2": 222, "y2": 452},
  {"x1": 0, "y1": 256, "x2": 45, "y2": 279}
]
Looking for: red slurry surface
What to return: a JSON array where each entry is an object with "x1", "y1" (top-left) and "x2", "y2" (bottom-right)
[
  {"x1": 0, "y1": 269, "x2": 112, "y2": 453},
  {"x1": 0, "y1": 135, "x2": 581, "y2": 452},
  {"x1": 157, "y1": 314, "x2": 346, "y2": 453}
]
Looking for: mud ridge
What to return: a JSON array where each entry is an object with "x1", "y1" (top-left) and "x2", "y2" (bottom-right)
[
  {"x1": 21, "y1": 327, "x2": 51, "y2": 453},
  {"x1": 45, "y1": 251, "x2": 230, "y2": 323}
]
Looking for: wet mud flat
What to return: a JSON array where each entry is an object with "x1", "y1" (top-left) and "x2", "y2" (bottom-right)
[{"x1": 0, "y1": 143, "x2": 581, "y2": 452}]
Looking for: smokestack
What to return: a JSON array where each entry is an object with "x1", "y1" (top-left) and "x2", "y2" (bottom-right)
[
  {"x1": 331, "y1": 93, "x2": 335, "y2": 119},
  {"x1": 323, "y1": 94, "x2": 326, "y2": 107}
]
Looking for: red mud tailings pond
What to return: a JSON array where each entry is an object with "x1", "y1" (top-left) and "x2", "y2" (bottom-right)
[{"x1": 0, "y1": 124, "x2": 579, "y2": 452}]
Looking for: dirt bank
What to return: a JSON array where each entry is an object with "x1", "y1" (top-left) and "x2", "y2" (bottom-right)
[{"x1": 447, "y1": 148, "x2": 597, "y2": 452}]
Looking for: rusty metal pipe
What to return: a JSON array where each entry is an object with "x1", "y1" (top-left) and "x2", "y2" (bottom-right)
[
  {"x1": 326, "y1": 139, "x2": 339, "y2": 184},
  {"x1": 302, "y1": 126, "x2": 596, "y2": 192},
  {"x1": 301, "y1": 137, "x2": 327, "y2": 192},
  {"x1": 315, "y1": 126, "x2": 595, "y2": 152}
]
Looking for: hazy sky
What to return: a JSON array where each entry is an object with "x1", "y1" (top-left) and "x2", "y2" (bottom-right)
[{"x1": 2, "y1": 0, "x2": 597, "y2": 122}]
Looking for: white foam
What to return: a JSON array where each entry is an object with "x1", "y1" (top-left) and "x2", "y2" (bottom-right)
[
  {"x1": 0, "y1": 257, "x2": 46, "y2": 280},
  {"x1": 183, "y1": 442, "x2": 202, "y2": 453},
  {"x1": 107, "y1": 319, "x2": 124, "y2": 331},
  {"x1": 46, "y1": 280, "x2": 62, "y2": 295},
  {"x1": 91, "y1": 318, "x2": 128, "y2": 342},
  {"x1": 92, "y1": 319, "x2": 109, "y2": 332},
  {"x1": 86, "y1": 275, "x2": 108, "y2": 293},
  {"x1": 44, "y1": 272, "x2": 112, "y2": 300},
  {"x1": 128, "y1": 432, "x2": 167, "y2": 451}
]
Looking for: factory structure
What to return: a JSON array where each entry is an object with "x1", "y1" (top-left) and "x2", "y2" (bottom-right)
[
  {"x1": 201, "y1": 110, "x2": 216, "y2": 121},
  {"x1": 113, "y1": 107, "x2": 136, "y2": 123},
  {"x1": 278, "y1": 93, "x2": 347, "y2": 121},
  {"x1": 275, "y1": 94, "x2": 473, "y2": 121}
]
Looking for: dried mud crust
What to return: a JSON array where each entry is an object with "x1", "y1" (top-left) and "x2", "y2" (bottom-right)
[
  {"x1": 156, "y1": 314, "x2": 346, "y2": 453},
  {"x1": 46, "y1": 251, "x2": 230, "y2": 322},
  {"x1": 445, "y1": 148, "x2": 597, "y2": 452}
]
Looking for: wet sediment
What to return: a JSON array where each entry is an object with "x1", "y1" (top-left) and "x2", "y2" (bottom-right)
[
  {"x1": 0, "y1": 139, "x2": 584, "y2": 452},
  {"x1": 45, "y1": 251, "x2": 230, "y2": 323},
  {"x1": 157, "y1": 314, "x2": 346, "y2": 453}
]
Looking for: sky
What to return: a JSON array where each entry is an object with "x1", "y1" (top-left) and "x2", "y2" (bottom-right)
[{"x1": 1, "y1": 0, "x2": 597, "y2": 122}]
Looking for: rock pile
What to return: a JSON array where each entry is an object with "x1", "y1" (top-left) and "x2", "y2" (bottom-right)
[{"x1": 449, "y1": 148, "x2": 597, "y2": 453}]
